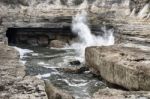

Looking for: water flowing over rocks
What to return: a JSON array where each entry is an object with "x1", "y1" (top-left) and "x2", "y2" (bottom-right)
[
  {"x1": 0, "y1": 0, "x2": 150, "y2": 99},
  {"x1": 44, "y1": 80, "x2": 75, "y2": 99},
  {"x1": 0, "y1": 43, "x2": 47, "y2": 99}
]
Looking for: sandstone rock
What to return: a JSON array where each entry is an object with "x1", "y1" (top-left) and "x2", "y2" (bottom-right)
[
  {"x1": 85, "y1": 46, "x2": 150, "y2": 91},
  {"x1": 93, "y1": 88, "x2": 150, "y2": 99},
  {"x1": 44, "y1": 80, "x2": 75, "y2": 99},
  {"x1": 50, "y1": 40, "x2": 67, "y2": 48}
]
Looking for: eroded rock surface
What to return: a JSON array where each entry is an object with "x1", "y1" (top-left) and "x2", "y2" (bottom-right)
[
  {"x1": 44, "y1": 80, "x2": 75, "y2": 99},
  {"x1": 85, "y1": 46, "x2": 150, "y2": 91},
  {"x1": 0, "y1": 43, "x2": 48, "y2": 99},
  {"x1": 93, "y1": 88, "x2": 150, "y2": 99}
]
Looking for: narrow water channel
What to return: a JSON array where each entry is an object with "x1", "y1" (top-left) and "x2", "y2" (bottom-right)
[{"x1": 14, "y1": 45, "x2": 106, "y2": 99}]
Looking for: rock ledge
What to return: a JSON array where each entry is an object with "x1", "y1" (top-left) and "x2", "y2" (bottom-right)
[{"x1": 85, "y1": 46, "x2": 150, "y2": 91}]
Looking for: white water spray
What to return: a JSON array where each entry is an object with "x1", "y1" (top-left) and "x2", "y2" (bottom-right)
[
  {"x1": 138, "y1": 4, "x2": 150, "y2": 19},
  {"x1": 71, "y1": 10, "x2": 114, "y2": 57}
]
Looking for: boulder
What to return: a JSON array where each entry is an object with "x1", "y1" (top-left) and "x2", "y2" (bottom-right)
[
  {"x1": 85, "y1": 46, "x2": 150, "y2": 91},
  {"x1": 50, "y1": 40, "x2": 66, "y2": 48}
]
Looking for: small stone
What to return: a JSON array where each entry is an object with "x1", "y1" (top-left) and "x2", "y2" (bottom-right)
[{"x1": 69, "y1": 60, "x2": 81, "y2": 66}]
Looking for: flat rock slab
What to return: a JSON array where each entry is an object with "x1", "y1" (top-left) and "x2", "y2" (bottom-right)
[{"x1": 85, "y1": 46, "x2": 150, "y2": 91}]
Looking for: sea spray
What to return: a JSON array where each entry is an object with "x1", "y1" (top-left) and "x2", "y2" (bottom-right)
[
  {"x1": 71, "y1": 10, "x2": 114, "y2": 58},
  {"x1": 13, "y1": 47, "x2": 33, "y2": 64},
  {"x1": 138, "y1": 4, "x2": 150, "y2": 19}
]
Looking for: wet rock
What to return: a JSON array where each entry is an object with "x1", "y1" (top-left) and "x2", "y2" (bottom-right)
[
  {"x1": 44, "y1": 80, "x2": 74, "y2": 99},
  {"x1": 85, "y1": 46, "x2": 150, "y2": 91},
  {"x1": 50, "y1": 40, "x2": 67, "y2": 48},
  {"x1": 69, "y1": 60, "x2": 81, "y2": 66},
  {"x1": 37, "y1": 35, "x2": 49, "y2": 46},
  {"x1": 93, "y1": 88, "x2": 150, "y2": 99},
  {"x1": 62, "y1": 66, "x2": 88, "y2": 74}
]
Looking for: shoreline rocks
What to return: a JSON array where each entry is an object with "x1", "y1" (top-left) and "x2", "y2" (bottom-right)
[
  {"x1": 0, "y1": 43, "x2": 48, "y2": 99},
  {"x1": 85, "y1": 45, "x2": 150, "y2": 91},
  {"x1": 93, "y1": 88, "x2": 150, "y2": 99}
]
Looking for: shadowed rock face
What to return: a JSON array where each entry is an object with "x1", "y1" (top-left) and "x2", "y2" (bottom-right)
[{"x1": 85, "y1": 46, "x2": 150, "y2": 91}]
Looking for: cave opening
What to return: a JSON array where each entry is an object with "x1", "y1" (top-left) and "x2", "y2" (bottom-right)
[{"x1": 6, "y1": 27, "x2": 76, "y2": 47}]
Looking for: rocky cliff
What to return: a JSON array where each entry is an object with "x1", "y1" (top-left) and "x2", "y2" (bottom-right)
[
  {"x1": 0, "y1": 0, "x2": 150, "y2": 99},
  {"x1": 0, "y1": 0, "x2": 149, "y2": 45}
]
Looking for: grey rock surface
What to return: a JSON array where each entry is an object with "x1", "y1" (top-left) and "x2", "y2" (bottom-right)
[
  {"x1": 93, "y1": 88, "x2": 150, "y2": 99},
  {"x1": 85, "y1": 46, "x2": 150, "y2": 91}
]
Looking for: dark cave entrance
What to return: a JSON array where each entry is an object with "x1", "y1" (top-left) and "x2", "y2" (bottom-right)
[{"x1": 6, "y1": 27, "x2": 76, "y2": 46}]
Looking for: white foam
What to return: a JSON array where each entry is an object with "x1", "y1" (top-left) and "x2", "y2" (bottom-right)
[
  {"x1": 72, "y1": 79, "x2": 87, "y2": 83},
  {"x1": 38, "y1": 62, "x2": 49, "y2": 66},
  {"x1": 138, "y1": 4, "x2": 150, "y2": 19},
  {"x1": 20, "y1": 60, "x2": 27, "y2": 65},
  {"x1": 59, "y1": 79, "x2": 88, "y2": 87},
  {"x1": 36, "y1": 73, "x2": 51, "y2": 79},
  {"x1": 32, "y1": 53, "x2": 39, "y2": 56},
  {"x1": 13, "y1": 47, "x2": 33, "y2": 59}
]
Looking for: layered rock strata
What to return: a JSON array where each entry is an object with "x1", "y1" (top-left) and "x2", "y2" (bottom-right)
[
  {"x1": 85, "y1": 46, "x2": 150, "y2": 91},
  {"x1": 93, "y1": 88, "x2": 150, "y2": 99},
  {"x1": 0, "y1": 0, "x2": 149, "y2": 98}
]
